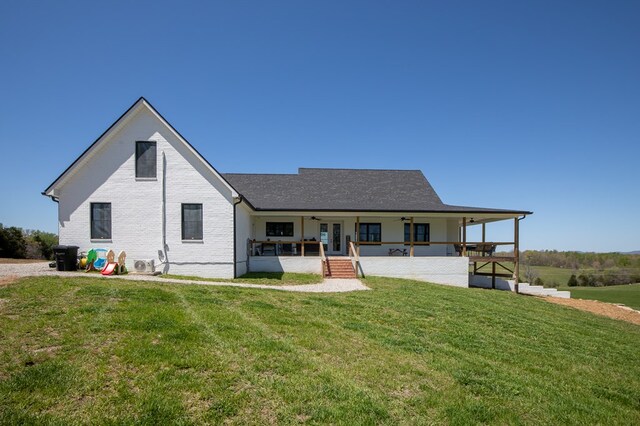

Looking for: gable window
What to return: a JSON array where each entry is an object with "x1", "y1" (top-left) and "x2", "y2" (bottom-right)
[
  {"x1": 266, "y1": 222, "x2": 294, "y2": 237},
  {"x1": 358, "y1": 223, "x2": 381, "y2": 243},
  {"x1": 91, "y1": 203, "x2": 111, "y2": 240},
  {"x1": 136, "y1": 141, "x2": 157, "y2": 178},
  {"x1": 404, "y1": 223, "x2": 430, "y2": 244},
  {"x1": 182, "y1": 204, "x2": 203, "y2": 240}
]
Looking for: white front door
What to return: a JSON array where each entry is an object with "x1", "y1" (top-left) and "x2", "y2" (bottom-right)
[{"x1": 320, "y1": 222, "x2": 342, "y2": 255}]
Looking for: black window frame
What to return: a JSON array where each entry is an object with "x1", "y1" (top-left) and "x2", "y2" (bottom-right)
[
  {"x1": 135, "y1": 141, "x2": 157, "y2": 178},
  {"x1": 181, "y1": 203, "x2": 203, "y2": 241},
  {"x1": 358, "y1": 223, "x2": 382, "y2": 244},
  {"x1": 90, "y1": 202, "x2": 112, "y2": 240},
  {"x1": 266, "y1": 222, "x2": 294, "y2": 237},
  {"x1": 404, "y1": 223, "x2": 430, "y2": 245}
]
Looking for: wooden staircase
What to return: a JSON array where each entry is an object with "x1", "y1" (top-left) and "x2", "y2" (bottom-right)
[{"x1": 324, "y1": 257, "x2": 357, "y2": 279}]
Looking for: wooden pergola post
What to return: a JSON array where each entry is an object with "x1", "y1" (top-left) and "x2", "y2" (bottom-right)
[
  {"x1": 409, "y1": 217, "x2": 414, "y2": 257},
  {"x1": 356, "y1": 216, "x2": 360, "y2": 256},
  {"x1": 300, "y1": 216, "x2": 305, "y2": 257},
  {"x1": 514, "y1": 217, "x2": 520, "y2": 293},
  {"x1": 482, "y1": 223, "x2": 486, "y2": 243},
  {"x1": 462, "y1": 217, "x2": 467, "y2": 256}
]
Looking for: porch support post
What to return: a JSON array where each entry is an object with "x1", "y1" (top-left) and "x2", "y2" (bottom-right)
[
  {"x1": 301, "y1": 216, "x2": 305, "y2": 257},
  {"x1": 462, "y1": 217, "x2": 467, "y2": 256},
  {"x1": 492, "y1": 262, "x2": 496, "y2": 289},
  {"x1": 482, "y1": 223, "x2": 486, "y2": 243},
  {"x1": 409, "y1": 217, "x2": 414, "y2": 257},
  {"x1": 514, "y1": 217, "x2": 520, "y2": 293},
  {"x1": 356, "y1": 216, "x2": 360, "y2": 256}
]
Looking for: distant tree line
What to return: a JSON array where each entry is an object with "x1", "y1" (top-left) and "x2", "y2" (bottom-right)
[
  {"x1": 522, "y1": 250, "x2": 640, "y2": 270},
  {"x1": 517, "y1": 250, "x2": 640, "y2": 288},
  {"x1": 0, "y1": 224, "x2": 58, "y2": 260}
]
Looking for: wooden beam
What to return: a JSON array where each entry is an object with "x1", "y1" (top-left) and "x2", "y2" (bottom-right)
[
  {"x1": 514, "y1": 217, "x2": 520, "y2": 293},
  {"x1": 300, "y1": 216, "x2": 305, "y2": 257},
  {"x1": 482, "y1": 223, "x2": 486, "y2": 243},
  {"x1": 492, "y1": 262, "x2": 496, "y2": 289},
  {"x1": 462, "y1": 217, "x2": 467, "y2": 256},
  {"x1": 356, "y1": 216, "x2": 360, "y2": 256},
  {"x1": 409, "y1": 217, "x2": 414, "y2": 257}
]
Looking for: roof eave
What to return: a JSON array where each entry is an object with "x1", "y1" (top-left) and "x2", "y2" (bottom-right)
[{"x1": 251, "y1": 207, "x2": 533, "y2": 215}]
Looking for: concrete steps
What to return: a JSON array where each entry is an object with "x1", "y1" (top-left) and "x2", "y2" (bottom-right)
[
  {"x1": 324, "y1": 257, "x2": 356, "y2": 279},
  {"x1": 515, "y1": 282, "x2": 571, "y2": 299}
]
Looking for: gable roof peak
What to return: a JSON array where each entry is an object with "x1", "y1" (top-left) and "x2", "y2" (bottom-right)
[{"x1": 42, "y1": 96, "x2": 239, "y2": 198}]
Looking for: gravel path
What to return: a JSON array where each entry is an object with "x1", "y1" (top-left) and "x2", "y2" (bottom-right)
[{"x1": 0, "y1": 262, "x2": 369, "y2": 293}]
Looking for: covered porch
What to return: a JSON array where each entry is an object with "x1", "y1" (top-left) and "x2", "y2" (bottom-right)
[{"x1": 245, "y1": 211, "x2": 525, "y2": 289}]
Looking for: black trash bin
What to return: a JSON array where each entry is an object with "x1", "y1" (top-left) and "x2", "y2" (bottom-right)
[{"x1": 52, "y1": 245, "x2": 79, "y2": 271}]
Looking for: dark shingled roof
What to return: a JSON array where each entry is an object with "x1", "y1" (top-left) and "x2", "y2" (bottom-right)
[{"x1": 224, "y1": 168, "x2": 531, "y2": 214}]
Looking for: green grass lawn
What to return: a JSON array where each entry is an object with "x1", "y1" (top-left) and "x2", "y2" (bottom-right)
[
  {"x1": 1, "y1": 276, "x2": 639, "y2": 424},
  {"x1": 163, "y1": 272, "x2": 323, "y2": 286},
  {"x1": 558, "y1": 283, "x2": 640, "y2": 311}
]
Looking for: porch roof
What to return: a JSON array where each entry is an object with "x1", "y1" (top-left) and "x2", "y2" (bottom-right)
[{"x1": 224, "y1": 168, "x2": 532, "y2": 215}]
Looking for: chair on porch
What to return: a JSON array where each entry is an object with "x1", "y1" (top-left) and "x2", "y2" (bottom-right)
[
  {"x1": 476, "y1": 243, "x2": 496, "y2": 257},
  {"x1": 261, "y1": 243, "x2": 276, "y2": 256},
  {"x1": 303, "y1": 239, "x2": 320, "y2": 256}
]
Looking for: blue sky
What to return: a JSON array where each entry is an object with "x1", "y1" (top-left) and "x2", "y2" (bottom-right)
[{"x1": 0, "y1": 1, "x2": 638, "y2": 252}]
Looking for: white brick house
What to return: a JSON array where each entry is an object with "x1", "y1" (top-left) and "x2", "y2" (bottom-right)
[{"x1": 43, "y1": 98, "x2": 531, "y2": 287}]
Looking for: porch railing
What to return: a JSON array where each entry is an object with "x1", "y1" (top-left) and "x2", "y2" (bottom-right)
[
  {"x1": 248, "y1": 240, "x2": 515, "y2": 258},
  {"x1": 355, "y1": 241, "x2": 515, "y2": 258},
  {"x1": 249, "y1": 240, "x2": 323, "y2": 257}
]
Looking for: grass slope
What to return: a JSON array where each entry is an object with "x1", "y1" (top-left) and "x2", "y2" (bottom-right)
[
  {"x1": 559, "y1": 283, "x2": 640, "y2": 311},
  {"x1": 0, "y1": 276, "x2": 639, "y2": 424},
  {"x1": 163, "y1": 272, "x2": 323, "y2": 286}
]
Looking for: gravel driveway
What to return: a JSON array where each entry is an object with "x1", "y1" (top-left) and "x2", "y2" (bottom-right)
[{"x1": 0, "y1": 261, "x2": 369, "y2": 293}]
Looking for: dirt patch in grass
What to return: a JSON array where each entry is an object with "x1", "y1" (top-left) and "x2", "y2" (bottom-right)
[
  {"x1": 0, "y1": 275, "x2": 20, "y2": 286},
  {"x1": 545, "y1": 297, "x2": 640, "y2": 326},
  {"x1": 0, "y1": 258, "x2": 49, "y2": 264}
]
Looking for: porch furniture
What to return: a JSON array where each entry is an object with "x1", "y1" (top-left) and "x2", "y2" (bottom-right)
[
  {"x1": 280, "y1": 243, "x2": 293, "y2": 255},
  {"x1": 261, "y1": 243, "x2": 276, "y2": 256},
  {"x1": 453, "y1": 243, "x2": 477, "y2": 256},
  {"x1": 303, "y1": 239, "x2": 320, "y2": 256},
  {"x1": 388, "y1": 248, "x2": 408, "y2": 256},
  {"x1": 475, "y1": 243, "x2": 496, "y2": 257}
]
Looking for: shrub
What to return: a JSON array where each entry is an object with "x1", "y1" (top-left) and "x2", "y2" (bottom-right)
[
  {"x1": 0, "y1": 225, "x2": 27, "y2": 258},
  {"x1": 567, "y1": 274, "x2": 578, "y2": 287}
]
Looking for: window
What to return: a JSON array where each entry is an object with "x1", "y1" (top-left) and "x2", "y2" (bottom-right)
[
  {"x1": 182, "y1": 204, "x2": 203, "y2": 240},
  {"x1": 91, "y1": 203, "x2": 111, "y2": 240},
  {"x1": 358, "y1": 223, "x2": 381, "y2": 242},
  {"x1": 136, "y1": 141, "x2": 157, "y2": 178},
  {"x1": 404, "y1": 223, "x2": 430, "y2": 244},
  {"x1": 266, "y1": 222, "x2": 294, "y2": 237}
]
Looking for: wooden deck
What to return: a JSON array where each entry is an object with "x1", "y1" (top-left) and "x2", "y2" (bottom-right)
[{"x1": 468, "y1": 256, "x2": 515, "y2": 263}]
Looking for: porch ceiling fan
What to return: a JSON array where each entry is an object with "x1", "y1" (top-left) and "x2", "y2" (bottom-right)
[{"x1": 310, "y1": 216, "x2": 321, "y2": 221}]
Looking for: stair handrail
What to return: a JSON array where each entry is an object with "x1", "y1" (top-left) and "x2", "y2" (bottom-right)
[
  {"x1": 348, "y1": 241, "x2": 362, "y2": 278},
  {"x1": 319, "y1": 242, "x2": 326, "y2": 276}
]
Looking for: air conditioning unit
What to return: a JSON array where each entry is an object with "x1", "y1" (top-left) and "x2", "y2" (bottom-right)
[{"x1": 133, "y1": 259, "x2": 155, "y2": 274}]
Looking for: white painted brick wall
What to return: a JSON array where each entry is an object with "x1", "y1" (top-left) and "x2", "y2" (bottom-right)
[
  {"x1": 358, "y1": 256, "x2": 469, "y2": 287},
  {"x1": 249, "y1": 257, "x2": 323, "y2": 274},
  {"x1": 58, "y1": 107, "x2": 236, "y2": 278}
]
